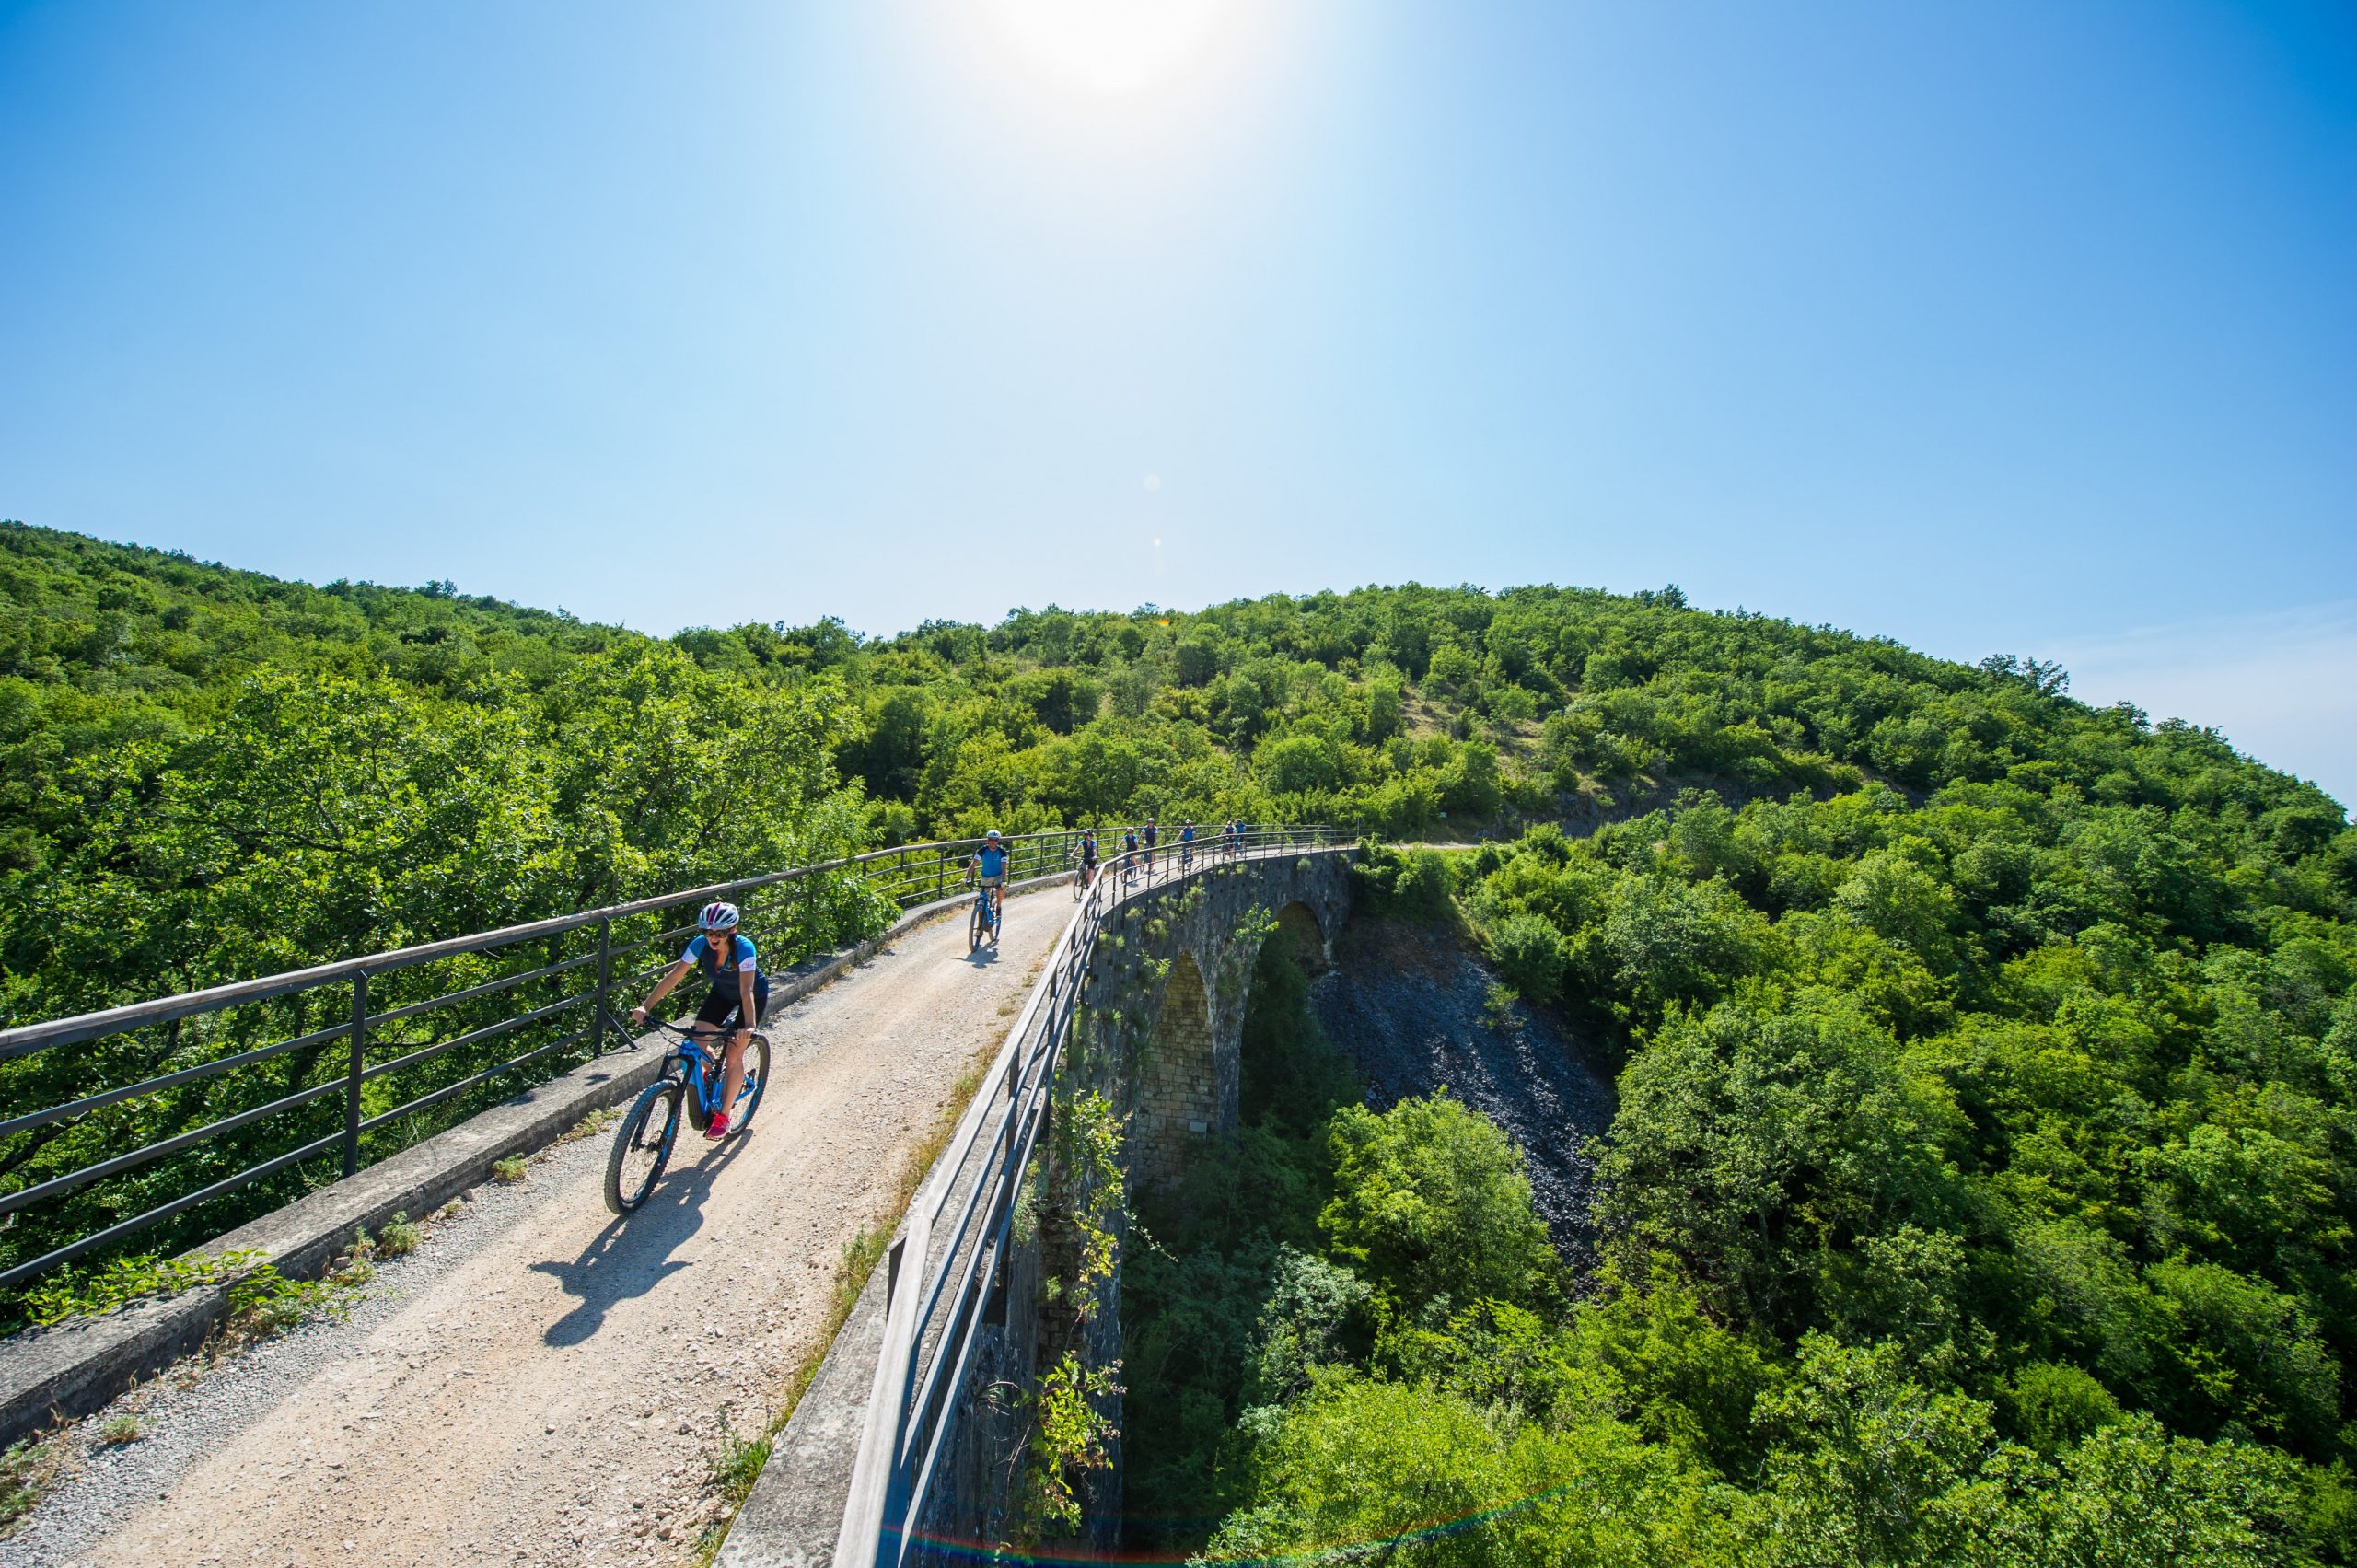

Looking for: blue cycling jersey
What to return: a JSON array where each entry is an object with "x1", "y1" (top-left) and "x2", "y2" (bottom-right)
[
  {"x1": 1181, "y1": 826, "x2": 1195, "y2": 842},
  {"x1": 978, "y1": 844, "x2": 1010, "y2": 877},
  {"x1": 683, "y1": 933, "x2": 759, "y2": 988}
]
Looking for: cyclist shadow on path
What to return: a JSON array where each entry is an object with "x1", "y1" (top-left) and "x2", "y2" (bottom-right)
[{"x1": 530, "y1": 1133, "x2": 752, "y2": 1348}]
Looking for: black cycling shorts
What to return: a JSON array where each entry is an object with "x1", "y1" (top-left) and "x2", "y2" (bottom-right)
[{"x1": 694, "y1": 980, "x2": 769, "y2": 1031}]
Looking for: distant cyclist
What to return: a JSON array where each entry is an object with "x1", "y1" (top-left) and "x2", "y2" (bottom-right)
[
  {"x1": 1179, "y1": 820, "x2": 1196, "y2": 872},
  {"x1": 1120, "y1": 824, "x2": 1141, "y2": 884},
  {"x1": 1076, "y1": 828, "x2": 1100, "y2": 889},
  {"x1": 1143, "y1": 817, "x2": 1159, "y2": 874},
  {"x1": 968, "y1": 829, "x2": 1013, "y2": 928},
  {"x1": 633, "y1": 901, "x2": 765, "y2": 1140}
]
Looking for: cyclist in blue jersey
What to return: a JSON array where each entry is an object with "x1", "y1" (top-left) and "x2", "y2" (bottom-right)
[
  {"x1": 968, "y1": 829, "x2": 1013, "y2": 928},
  {"x1": 633, "y1": 900, "x2": 766, "y2": 1140},
  {"x1": 1076, "y1": 828, "x2": 1100, "y2": 889},
  {"x1": 1143, "y1": 817, "x2": 1159, "y2": 874},
  {"x1": 1179, "y1": 820, "x2": 1196, "y2": 872}
]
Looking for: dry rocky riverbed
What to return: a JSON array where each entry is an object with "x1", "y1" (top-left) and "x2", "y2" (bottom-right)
[{"x1": 2, "y1": 890, "x2": 1062, "y2": 1568}]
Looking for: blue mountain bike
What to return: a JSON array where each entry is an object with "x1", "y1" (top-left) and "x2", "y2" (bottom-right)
[
  {"x1": 968, "y1": 876, "x2": 1002, "y2": 951},
  {"x1": 604, "y1": 1019, "x2": 771, "y2": 1214}
]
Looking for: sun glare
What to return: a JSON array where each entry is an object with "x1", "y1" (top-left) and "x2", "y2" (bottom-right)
[{"x1": 986, "y1": 0, "x2": 1232, "y2": 95}]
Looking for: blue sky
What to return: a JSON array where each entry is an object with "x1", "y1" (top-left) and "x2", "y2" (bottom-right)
[{"x1": 3, "y1": 1, "x2": 2352, "y2": 800}]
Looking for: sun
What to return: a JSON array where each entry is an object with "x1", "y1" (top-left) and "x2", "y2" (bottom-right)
[{"x1": 985, "y1": 0, "x2": 1233, "y2": 95}]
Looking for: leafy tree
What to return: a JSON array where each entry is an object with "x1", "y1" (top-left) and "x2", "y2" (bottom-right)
[{"x1": 1321, "y1": 1094, "x2": 1561, "y2": 1316}]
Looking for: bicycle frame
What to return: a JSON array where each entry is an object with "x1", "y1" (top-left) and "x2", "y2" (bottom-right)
[{"x1": 645, "y1": 1022, "x2": 737, "y2": 1120}]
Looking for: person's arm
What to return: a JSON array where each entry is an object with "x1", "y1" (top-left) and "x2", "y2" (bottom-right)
[
  {"x1": 736, "y1": 962, "x2": 757, "y2": 1040},
  {"x1": 633, "y1": 958, "x2": 692, "y2": 1023}
]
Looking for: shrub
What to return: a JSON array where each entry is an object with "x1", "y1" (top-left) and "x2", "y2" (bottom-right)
[
  {"x1": 1321, "y1": 1095, "x2": 1559, "y2": 1316},
  {"x1": 1485, "y1": 911, "x2": 1567, "y2": 1005},
  {"x1": 377, "y1": 1212, "x2": 422, "y2": 1259},
  {"x1": 2003, "y1": 1360, "x2": 2122, "y2": 1454}
]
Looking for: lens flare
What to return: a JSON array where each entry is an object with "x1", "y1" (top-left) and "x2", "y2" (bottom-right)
[{"x1": 985, "y1": 0, "x2": 1232, "y2": 95}]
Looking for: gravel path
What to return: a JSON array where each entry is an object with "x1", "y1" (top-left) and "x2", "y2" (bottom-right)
[
  {"x1": 1309, "y1": 916, "x2": 1617, "y2": 1271},
  {"x1": 3, "y1": 889, "x2": 1064, "y2": 1568}
]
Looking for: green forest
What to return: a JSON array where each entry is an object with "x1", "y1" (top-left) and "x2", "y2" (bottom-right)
[{"x1": 5, "y1": 518, "x2": 2355, "y2": 1560}]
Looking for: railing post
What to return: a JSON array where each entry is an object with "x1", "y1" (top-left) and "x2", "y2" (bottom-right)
[
  {"x1": 343, "y1": 970, "x2": 368, "y2": 1179},
  {"x1": 593, "y1": 916, "x2": 614, "y2": 1054}
]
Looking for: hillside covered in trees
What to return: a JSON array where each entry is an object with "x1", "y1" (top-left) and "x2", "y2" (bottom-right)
[{"x1": 5, "y1": 519, "x2": 2354, "y2": 1559}]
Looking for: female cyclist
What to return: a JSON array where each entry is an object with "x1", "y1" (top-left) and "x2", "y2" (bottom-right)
[{"x1": 633, "y1": 900, "x2": 765, "y2": 1140}]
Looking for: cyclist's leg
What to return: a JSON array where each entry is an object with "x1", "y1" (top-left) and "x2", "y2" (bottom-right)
[{"x1": 688, "y1": 987, "x2": 734, "y2": 1047}]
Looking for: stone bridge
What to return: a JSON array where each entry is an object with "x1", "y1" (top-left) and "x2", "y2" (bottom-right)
[
  {"x1": 725, "y1": 845, "x2": 1360, "y2": 1564},
  {"x1": 1081, "y1": 852, "x2": 1351, "y2": 1192}
]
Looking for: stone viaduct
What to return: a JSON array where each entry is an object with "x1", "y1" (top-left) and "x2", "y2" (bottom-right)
[{"x1": 726, "y1": 846, "x2": 1360, "y2": 1564}]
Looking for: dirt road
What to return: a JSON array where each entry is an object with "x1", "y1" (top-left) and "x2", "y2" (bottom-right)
[{"x1": 7, "y1": 889, "x2": 1065, "y2": 1568}]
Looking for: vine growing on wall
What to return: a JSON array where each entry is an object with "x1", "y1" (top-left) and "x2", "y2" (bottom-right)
[
  {"x1": 1045, "y1": 1089, "x2": 1124, "y2": 1319},
  {"x1": 1016, "y1": 1351, "x2": 1124, "y2": 1539}
]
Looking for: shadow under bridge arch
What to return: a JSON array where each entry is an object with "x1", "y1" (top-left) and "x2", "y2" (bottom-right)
[
  {"x1": 1136, "y1": 950, "x2": 1219, "y2": 1191},
  {"x1": 1272, "y1": 900, "x2": 1330, "y2": 973}
]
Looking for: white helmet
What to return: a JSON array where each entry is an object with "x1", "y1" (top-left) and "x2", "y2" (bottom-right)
[{"x1": 698, "y1": 901, "x2": 740, "y2": 933}]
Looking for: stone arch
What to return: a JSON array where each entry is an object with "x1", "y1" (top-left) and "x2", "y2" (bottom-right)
[
  {"x1": 1272, "y1": 900, "x2": 1330, "y2": 973},
  {"x1": 1137, "y1": 951, "x2": 1215, "y2": 1190}
]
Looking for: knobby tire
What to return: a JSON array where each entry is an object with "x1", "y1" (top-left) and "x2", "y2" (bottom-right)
[
  {"x1": 605, "y1": 1076, "x2": 683, "y2": 1215},
  {"x1": 733, "y1": 1032, "x2": 772, "y2": 1132}
]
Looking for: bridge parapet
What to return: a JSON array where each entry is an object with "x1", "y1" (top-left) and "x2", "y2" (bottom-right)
[{"x1": 722, "y1": 831, "x2": 1366, "y2": 1568}]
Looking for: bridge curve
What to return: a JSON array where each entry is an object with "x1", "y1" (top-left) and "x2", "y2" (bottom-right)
[{"x1": 728, "y1": 833, "x2": 1366, "y2": 1565}]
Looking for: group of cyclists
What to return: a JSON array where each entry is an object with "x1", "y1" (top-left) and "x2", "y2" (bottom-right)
[
  {"x1": 1067, "y1": 814, "x2": 1253, "y2": 890},
  {"x1": 624, "y1": 819, "x2": 1251, "y2": 1144}
]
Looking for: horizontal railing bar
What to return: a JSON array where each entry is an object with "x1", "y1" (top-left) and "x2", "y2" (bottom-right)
[
  {"x1": 356, "y1": 1027, "x2": 588, "y2": 1134},
  {"x1": 0, "y1": 1129, "x2": 348, "y2": 1294},
  {"x1": 0, "y1": 1018, "x2": 354, "y2": 1144},
  {"x1": 0, "y1": 1074, "x2": 347, "y2": 1218},
  {"x1": 366, "y1": 949, "x2": 602, "y2": 1028},
  {"x1": 0, "y1": 833, "x2": 1109, "y2": 1058},
  {"x1": 360, "y1": 992, "x2": 590, "y2": 1083},
  {"x1": 905, "y1": 1099, "x2": 1044, "y2": 1460}
]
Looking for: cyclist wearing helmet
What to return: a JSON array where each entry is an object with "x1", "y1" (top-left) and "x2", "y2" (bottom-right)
[
  {"x1": 633, "y1": 901, "x2": 765, "y2": 1140},
  {"x1": 1077, "y1": 828, "x2": 1100, "y2": 889},
  {"x1": 969, "y1": 830, "x2": 1013, "y2": 926}
]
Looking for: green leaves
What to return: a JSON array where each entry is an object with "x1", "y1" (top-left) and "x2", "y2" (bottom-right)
[{"x1": 1321, "y1": 1095, "x2": 1561, "y2": 1318}]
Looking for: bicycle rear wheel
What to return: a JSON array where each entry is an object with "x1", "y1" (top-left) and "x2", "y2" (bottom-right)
[
  {"x1": 605, "y1": 1077, "x2": 683, "y2": 1215},
  {"x1": 732, "y1": 1033, "x2": 772, "y2": 1132}
]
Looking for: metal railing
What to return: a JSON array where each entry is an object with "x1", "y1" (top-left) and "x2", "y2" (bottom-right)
[
  {"x1": 0, "y1": 828, "x2": 1183, "y2": 1296},
  {"x1": 834, "y1": 825, "x2": 1369, "y2": 1565}
]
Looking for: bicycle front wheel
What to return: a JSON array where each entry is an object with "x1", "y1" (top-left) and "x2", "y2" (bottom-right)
[
  {"x1": 606, "y1": 1077, "x2": 683, "y2": 1215},
  {"x1": 733, "y1": 1033, "x2": 772, "y2": 1132},
  {"x1": 969, "y1": 899, "x2": 985, "y2": 951}
]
